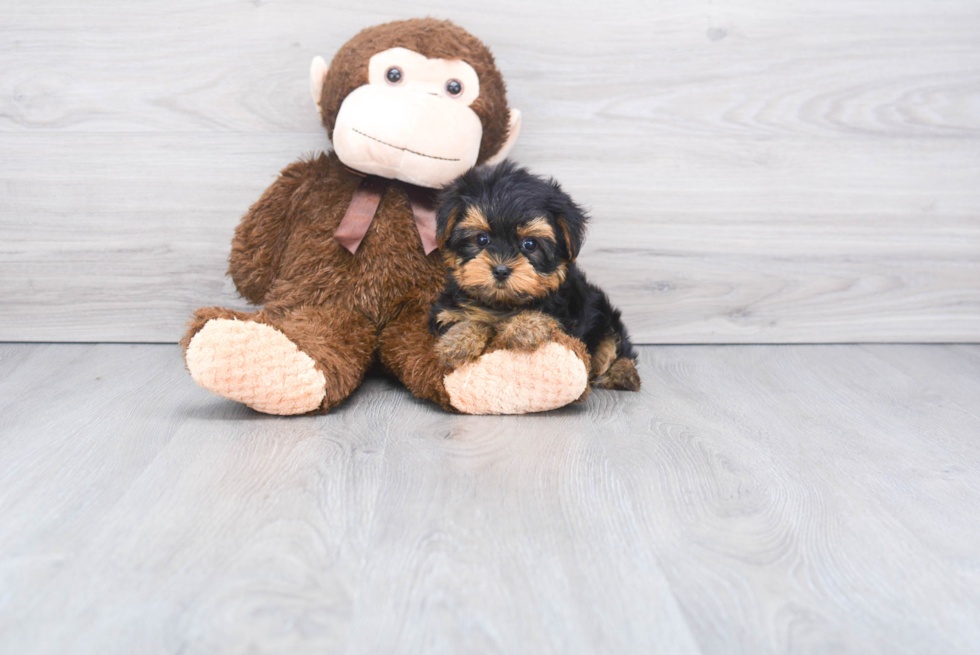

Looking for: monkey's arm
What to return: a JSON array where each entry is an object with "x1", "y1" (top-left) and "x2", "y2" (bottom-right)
[{"x1": 228, "y1": 160, "x2": 311, "y2": 305}]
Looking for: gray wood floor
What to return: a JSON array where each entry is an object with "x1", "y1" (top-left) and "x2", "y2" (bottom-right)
[{"x1": 1, "y1": 343, "x2": 979, "y2": 654}]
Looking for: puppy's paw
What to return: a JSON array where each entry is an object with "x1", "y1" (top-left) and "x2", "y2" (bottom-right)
[
  {"x1": 492, "y1": 311, "x2": 560, "y2": 352},
  {"x1": 594, "y1": 357, "x2": 641, "y2": 391},
  {"x1": 436, "y1": 321, "x2": 495, "y2": 369}
]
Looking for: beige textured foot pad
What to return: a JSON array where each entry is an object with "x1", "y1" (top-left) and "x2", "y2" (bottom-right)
[
  {"x1": 185, "y1": 319, "x2": 326, "y2": 415},
  {"x1": 445, "y1": 342, "x2": 589, "y2": 415}
]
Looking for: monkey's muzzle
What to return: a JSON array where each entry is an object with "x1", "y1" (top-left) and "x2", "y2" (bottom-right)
[{"x1": 333, "y1": 85, "x2": 483, "y2": 188}]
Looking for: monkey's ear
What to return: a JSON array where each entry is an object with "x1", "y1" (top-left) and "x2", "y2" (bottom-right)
[
  {"x1": 309, "y1": 56, "x2": 329, "y2": 112},
  {"x1": 484, "y1": 109, "x2": 521, "y2": 166}
]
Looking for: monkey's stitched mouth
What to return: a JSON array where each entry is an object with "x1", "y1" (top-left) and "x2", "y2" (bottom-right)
[{"x1": 351, "y1": 128, "x2": 461, "y2": 162}]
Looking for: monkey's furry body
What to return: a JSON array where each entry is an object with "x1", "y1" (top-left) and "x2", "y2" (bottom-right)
[
  {"x1": 180, "y1": 19, "x2": 595, "y2": 415},
  {"x1": 431, "y1": 162, "x2": 641, "y2": 393}
]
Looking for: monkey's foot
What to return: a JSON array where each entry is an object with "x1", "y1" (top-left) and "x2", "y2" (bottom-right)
[
  {"x1": 185, "y1": 318, "x2": 326, "y2": 415},
  {"x1": 444, "y1": 340, "x2": 589, "y2": 415}
]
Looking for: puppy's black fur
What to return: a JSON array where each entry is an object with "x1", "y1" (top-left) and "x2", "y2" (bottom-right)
[{"x1": 430, "y1": 161, "x2": 640, "y2": 391}]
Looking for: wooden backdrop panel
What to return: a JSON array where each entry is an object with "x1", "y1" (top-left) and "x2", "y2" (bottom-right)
[{"x1": 1, "y1": 0, "x2": 978, "y2": 343}]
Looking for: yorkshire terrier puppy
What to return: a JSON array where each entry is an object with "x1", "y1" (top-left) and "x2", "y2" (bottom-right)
[{"x1": 430, "y1": 161, "x2": 640, "y2": 393}]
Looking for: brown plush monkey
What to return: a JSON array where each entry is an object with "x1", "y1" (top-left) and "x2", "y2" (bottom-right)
[{"x1": 181, "y1": 19, "x2": 591, "y2": 415}]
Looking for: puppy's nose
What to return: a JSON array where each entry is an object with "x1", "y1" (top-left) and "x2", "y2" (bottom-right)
[{"x1": 492, "y1": 264, "x2": 512, "y2": 281}]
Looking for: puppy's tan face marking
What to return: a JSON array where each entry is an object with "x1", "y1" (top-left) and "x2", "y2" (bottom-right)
[
  {"x1": 444, "y1": 203, "x2": 570, "y2": 306},
  {"x1": 459, "y1": 206, "x2": 490, "y2": 233},
  {"x1": 517, "y1": 217, "x2": 555, "y2": 240},
  {"x1": 454, "y1": 250, "x2": 498, "y2": 293},
  {"x1": 442, "y1": 249, "x2": 461, "y2": 271},
  {"x1": 452, "y1": 250, "x2": 566, "y2": 305},
  {"x1": 504, "y1": 258, "x2": 566, "y2": 300}
]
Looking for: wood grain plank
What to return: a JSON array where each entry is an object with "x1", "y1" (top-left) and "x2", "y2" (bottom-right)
[
  {"x1": 2, "y1": 0, "x2": 978, "y2": 137},
  {"x1": 2, "y1": 343, "x2": 980, "y2": 653},
  {"x1": 1, "y1": 0, "x2": 979, "y2": 343},
  {"x1": 580, "y1": 345, "x2": 980, "y2": 653},
  {"x1": 1, "y1": 132, "x2": 977, "y2": 342},
  {"x1": 336, "y1": 411, "x2": 699, "y2": 654},
  {"x1": 0, "y1": 343, "x2": 700, "y2": 654}
]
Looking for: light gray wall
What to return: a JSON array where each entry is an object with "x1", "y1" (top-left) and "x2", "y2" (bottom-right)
[{"x1": 2, "y1": 0, "x2": 978, "y2": 343}]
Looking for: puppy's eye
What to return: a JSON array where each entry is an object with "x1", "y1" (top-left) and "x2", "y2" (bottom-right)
[
  {"x1": 521, "y1": 237, "x2": 538, "y2": 253},
  {"x1": 386, "y1": 67, "x2": 403, "y2": 84},
  {"x1": 446, "y1": 79, "x2": 463, "y2": 96},
  {"x1": 476, "y1": 232, "x2": 491, "y2": 247}
]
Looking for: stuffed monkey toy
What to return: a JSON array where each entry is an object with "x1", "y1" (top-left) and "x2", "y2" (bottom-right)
[{"x1": 181, "y1": 18, "x2": 591, "y2": 415}]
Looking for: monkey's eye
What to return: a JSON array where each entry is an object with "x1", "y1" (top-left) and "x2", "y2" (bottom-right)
[
  {"x1": 521, "y1": 237, "x2": 538, "y2": 253},
  {"x1": 476, "y1": 232, "x2": 491, "y2": 247},
  {"x1": 446, "y1": 79, "x2": 463, "y2": 97},
  {"x1": 385, "y1": 67, "x2": 403, "y2": 84}
]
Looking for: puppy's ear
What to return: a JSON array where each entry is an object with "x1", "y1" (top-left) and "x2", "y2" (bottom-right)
[
  {"x1": 436, "y1": 181, "x2": 466, "y2": 249},
  {"x1": 549, "y1": 180, "x2": 589, "y2": 261}
]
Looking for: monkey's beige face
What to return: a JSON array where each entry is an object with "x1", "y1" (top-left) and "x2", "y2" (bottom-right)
[{"x1": 332, "y1": 48, "x2": 484, "y2": 188}]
